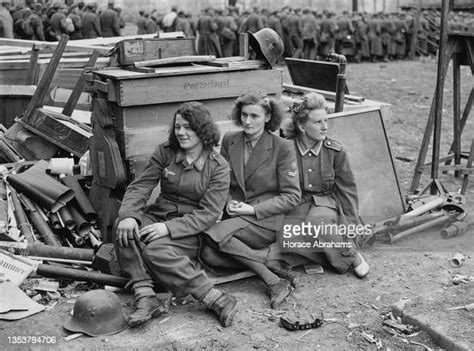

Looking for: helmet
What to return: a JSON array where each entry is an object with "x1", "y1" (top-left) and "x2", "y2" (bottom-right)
[
  {"x1": 64, "y1": 290, "x2": 127, "y2": 337},
  {"x1": 248, "y1": 28, "x2": 284, "y2": 67}
]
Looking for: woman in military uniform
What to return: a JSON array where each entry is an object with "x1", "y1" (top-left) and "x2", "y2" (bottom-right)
[
  {"x1": 279, "y1": 92, "x2": 369, "y2": 278},
  {"x1": 115, "y1": 102, "x2": 236, "y2": 329},
  {"x1": 202, "y1": 92, "x2": 301, "y2": 309}
]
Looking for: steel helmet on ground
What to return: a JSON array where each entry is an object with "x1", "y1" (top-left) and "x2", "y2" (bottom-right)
[{"x1": 64, "y1": 289, "x2": 128, "y2": 336}]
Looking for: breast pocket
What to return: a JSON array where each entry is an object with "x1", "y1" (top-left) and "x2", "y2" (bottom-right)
[{"x1": 161, "y1": 166, "x2": 179, "y2": 190}]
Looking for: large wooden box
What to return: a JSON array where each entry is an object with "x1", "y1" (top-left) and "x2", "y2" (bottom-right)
[
  {"x1": 115, "y1": 37, "x2": 196, "y2": 65},
  {"x1": 92, "y1": 66, "x2": 283, "y2": 107}
]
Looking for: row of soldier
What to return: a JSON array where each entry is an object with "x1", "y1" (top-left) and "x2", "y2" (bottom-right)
[
  {"x1": 152, "y1": 6, "x2": 473, "y2": 62},
  {"x1": 1, "y1": 2, "x2": 473, "y2": 63},
  {"x1": 1, "y1": 1, "x2": 125, "y2": 41}
]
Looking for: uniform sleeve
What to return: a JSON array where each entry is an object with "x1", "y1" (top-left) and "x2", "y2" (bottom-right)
[
  {"x1": 253, "y1": 139, "x2": 301, "y2": 219},
  {"x1": 117, "y1": 144, "x2": 168, "y2": 225},
  {"x1": 165, "y1": 159, "x2": 230, "y2": 239},
  {"x1": 334, "y1": 148, "x2": 360, "y2": 224}
]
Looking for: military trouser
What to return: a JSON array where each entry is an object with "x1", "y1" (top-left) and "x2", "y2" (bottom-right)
[{"x1": 114, "y1": 219, "x2": 213, "y2": 300}]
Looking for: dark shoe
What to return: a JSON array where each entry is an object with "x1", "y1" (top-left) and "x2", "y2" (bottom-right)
[
  {"x1": 269, "y1": 267, "x2": 299, "y2": 288},
  {"x1": 128, "y1": 296, "x2": 166, "y2": 328},
  {"x1": 209, "y1": 293, "x2": 238, "y2": 327},
  {"x1": 268, "y1": 280, "x2": 292, "y2": 309},
  {"x1": 352, "y1": 253, "x2": 370, "y2": 279}
]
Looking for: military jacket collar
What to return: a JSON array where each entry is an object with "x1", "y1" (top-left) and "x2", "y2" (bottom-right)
[
  {"x1": 296, "y1": 136, "x2": 323, "y2": 157},
  {"x1": 175, "y1": 148, "x2": 210, "y2": 172}
]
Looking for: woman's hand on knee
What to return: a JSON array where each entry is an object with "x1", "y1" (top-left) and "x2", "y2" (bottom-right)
[
  {"x1": 116, "y1": 217, "x2": 139, "y2": 248},
  {"x1": 139, "y1": 222, "x2": 170, "y2": 244}
]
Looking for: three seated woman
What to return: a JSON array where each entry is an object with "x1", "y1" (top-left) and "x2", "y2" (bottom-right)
[{"x1": 114, "y1": 92, "x2": 369, "y2": 329}]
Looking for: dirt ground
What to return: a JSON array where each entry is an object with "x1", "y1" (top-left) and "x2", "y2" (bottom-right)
[{"x1": 1, "y1": 58, "x2": 473, "y2": 350}]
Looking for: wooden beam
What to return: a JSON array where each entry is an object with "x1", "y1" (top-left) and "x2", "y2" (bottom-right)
[{"x1": 22, "y1": 35, "x2": 69, "y2": 120}]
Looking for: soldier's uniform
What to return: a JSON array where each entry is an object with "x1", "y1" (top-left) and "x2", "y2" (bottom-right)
[
  {"x1": 116, "y1": 142, "x2": 230, "y2": 300},
  {"x1": 277, "y1": 136, "x2": 360, "y2": 274}
]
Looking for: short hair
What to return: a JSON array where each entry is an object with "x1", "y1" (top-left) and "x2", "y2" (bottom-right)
[
  {"x1": 229, "y1": 93, "x2": 284, "y2": 132},
  {"x1": 168, "y1": 101, "x2": 220, "y2": 149},
  {"x1": 284, "y1": 92, "x2": 327, "y2": 138}
]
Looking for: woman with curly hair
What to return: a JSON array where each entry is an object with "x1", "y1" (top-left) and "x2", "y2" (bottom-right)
[
  {"x1": 279, "y1": 92, "x2": 369, "y2": 278},
  {"x1": 115, "y1": 101, "x2": 237, "y2": 329},
  {"x1": 202, "y1": 92, "x2": 301, "y2": 309}
]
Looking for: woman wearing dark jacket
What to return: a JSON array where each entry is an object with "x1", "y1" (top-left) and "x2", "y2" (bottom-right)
[{"x1": 203, "y1": 92, "x2": 301, "y2": 309}]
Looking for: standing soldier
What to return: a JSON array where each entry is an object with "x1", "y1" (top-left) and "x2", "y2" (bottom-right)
[
  {"x1": 319, "y1": 11, "x2": 338, "y2": 58},
  {"x1": 144, "y1": 12, "x2": 157, "y2": 34},
  {"x1": 381, "y1": 13, "x2": 396, "y2": 61},
  {"x1": 197, "y1": 7, "x2": 221, "y2": 57},
  {"x1": 336, "y1": 11, "x2": 355, "y2": 56},
  {"x1": 219, "y1": 8, "x2": 237, "y2": 57},
  {"x1": 279, "y1": 7, "x2": 293, "y2": 58},
  {"x1": 301, "y1": 8, "x2": 319, "y2": 60},
  {"x1": 289, "y1": 8, "x2": 303, "y2": 58},
  {"x1": 367, "y1": 12, "x2": 383, "y2": 62},
  {"x1": 68, "y1": 5, "x2": 83, "y2": 40},
  {"x1": 82, "y1": 3, "x2": 101, "y2": 39},
  {"x1": 240, "y1": 7, "x2": 264, "y2": 34},
  {"x1": 100, "y1": 2, "x2": 120, "y2": 37},
  {"x1": 136, "y1": 10, "x2": 146, "y2": 34},
  {"x1": 175, "y1": 10, "x2": 193, "y2": 37},
  {"x1": 49, "y1": 5, "x2": 73, "y2": 41},
  {"x1": 394, "y1": 12, "x2": 408, "y2": 60},
  {"x1": 354, "y1": 13, "x2": 370, "y2": 62},
  {"x1": 162, "y1": 5, "x2": 177, "y2": 32}
]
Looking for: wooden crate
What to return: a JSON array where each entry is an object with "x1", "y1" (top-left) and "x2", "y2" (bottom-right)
[
  {"x1": 18, "y1": 108, "x2": 91, "y2": 157},
  {"x1": 93, "y1": 67, "x2": 283, "y2": 107},
  {"x1": 117, "y1": 119, "x2": 238, "y2": 161},
  {"x1": 0, "y1": 85, "x2": 36, "y2": 128},
  {"x1": 115, "y1": 37, "x2": 196, "y2": 65}
]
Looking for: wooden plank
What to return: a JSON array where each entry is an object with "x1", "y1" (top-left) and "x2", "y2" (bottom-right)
[
  {"x1": 283, "y1": 83, "x2": 365, "y2": 103},
  {"x1": 134, "y1": 55, "x2": 216, "y2": 67},
  {"x1": 62, "y1": 50, "x2": 99, "y2": 117},
  {"x1": 116, "y1": 68, "x2": 283, "y2": 106},
  {"x1": 23, "y1": 35, "x2": 69, "y2": 120},
  {"x1": 119, "y1": 120, "x2": 240, "y2": 159},
  {"x1": 198, "y1": 59, "x2": 264, "y2": 68},
  {"x1": 25, "y1": 45, "x2": 39, "y2": 85},
  {"x1": 112, "y1": 97, "x2": 237, "y2": 130},
  {"x1": 0, "y1": 38, "x2": 111, "y2": 54},
  {"x1": 18, "y1": 108, "x2": 91, "y2": 157},
  {"x1": 0, "y1": 85, "x2": 36, "y2": 96},
  {"x1": 0, "y1": 52, "x2": 94, "y2": 61},
  {"x1": 116, "y1": 37, "x2": 196, "y2": 65}
]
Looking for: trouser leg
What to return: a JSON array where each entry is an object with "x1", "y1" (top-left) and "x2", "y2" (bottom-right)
[
  {"x1": 142, "y1": 235, "x2": 213, "y2": 300},
  {"x1": 113, "y1": 219, "x2": 154, "y2": 291},
  {"x1": 307, "y1": 205, "x2": 357, "y2": 273}
]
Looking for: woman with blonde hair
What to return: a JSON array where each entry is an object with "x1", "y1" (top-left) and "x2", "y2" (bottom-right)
[{"x1": 279, "y1": 92, "x2": 370, "y2": 278}]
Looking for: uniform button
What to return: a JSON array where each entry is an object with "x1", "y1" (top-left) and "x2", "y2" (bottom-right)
[
  {"x1": 308, "y1": 184, "x2": 313, "y2": 188},
  {"x1": 308, "y1": 168, "x2": 312, "y2": 172}
]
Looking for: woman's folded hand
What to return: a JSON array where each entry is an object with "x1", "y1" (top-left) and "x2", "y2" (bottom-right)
[{"x1": 139, "y1": 222, "x2": 170, "y2": 244}]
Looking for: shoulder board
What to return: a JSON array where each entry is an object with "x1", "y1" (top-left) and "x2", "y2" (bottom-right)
[
  {"x1": 324, "y1": 138, "x2": 342, "y2": 151},
  {"x1": 210, "y1": 151, "x2": 226, "y2": 165}
]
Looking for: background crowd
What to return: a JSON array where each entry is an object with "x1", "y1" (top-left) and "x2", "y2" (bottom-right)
[{"x1": 1, "y1": 1, "x2": 474, "y2": 62}]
